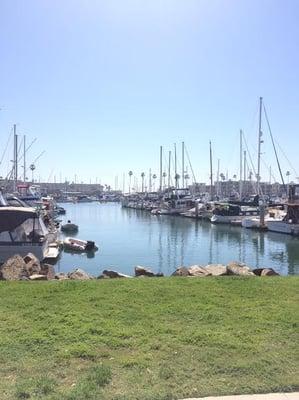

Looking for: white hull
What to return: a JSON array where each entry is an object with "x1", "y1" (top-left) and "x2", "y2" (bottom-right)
[
  {"x1": 211, "y1": 215, "x2": 244, "y2": 224},
  {"x1": 242, "y1": 217, "x2": 261, "y2": 228},
  {"x1": 0, "y1": 242, "x2": 46, "y2": 264},
  {"x1": 267, "y1": 221, "x2": 299, "y2": 235}
]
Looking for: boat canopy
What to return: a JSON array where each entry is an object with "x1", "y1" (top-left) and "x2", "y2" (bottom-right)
[{"x1": 0, "y1": 207, "x2": 38, "y2": 233}]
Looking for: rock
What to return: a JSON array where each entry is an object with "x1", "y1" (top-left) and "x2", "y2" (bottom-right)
[
  {"x1": 29, "y1": 274, "x2": 48, "y2": 281},
  {"x1": 172, "y1": 266, "x2": 190, "y2": 276},
  {"x1": 55, "y1": 272, "x2": 69, "y2": 280},
  {"x1": 252, "y1": 268, "x2": 264, "y2": 276},
  {"x1": 261, "y1": 268, "x2": 280, "y2": 276},
  {"x1": 227, "y1": 261, "x2": 255, "y2": 276},
  {"x1": 188, "y1": 265, "x2": 211, "y2": 277},
  {"x1": 134, "y1": 266, "x2": 163, "y2": 277},
  {"x1": 40, "y1": 264, "x2": 56, "y2": 280},
  {"x1": 100, "y1": 270, "x2": 132, "y2": 279},
  {"x1": 68, "y1": 268, "x2": 94, "y2": 280},
  {"x1": 23, "y1": 253, "x2": 41, "y2": 276},
  {"x1": 0, "y1": 255, "x2": 28, "y2": 280},
  {"x1": 205, "y1": 264, "x2": 228, "y2": 276}
]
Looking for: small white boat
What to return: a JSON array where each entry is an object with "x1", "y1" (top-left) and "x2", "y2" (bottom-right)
[
  {"x1": 43, "y1": 242, "x2": 61, "y2": 262},
  {"x1": 63, "y1": 237, "x2": 98, "y2": 252}
]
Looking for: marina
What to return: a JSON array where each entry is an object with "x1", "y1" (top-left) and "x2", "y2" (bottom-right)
[{"x1": 55, "y1": 202, "x2": 299, "y2": 276}]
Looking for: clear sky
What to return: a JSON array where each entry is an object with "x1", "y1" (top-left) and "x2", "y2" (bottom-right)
[{"x1": 0, "y1": 0, "x2": 298, "y2": 189}]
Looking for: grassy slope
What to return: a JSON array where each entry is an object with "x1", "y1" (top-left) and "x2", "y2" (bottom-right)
[{"x1": 0, "y1": 277, "x2": 298, "y2": 400}]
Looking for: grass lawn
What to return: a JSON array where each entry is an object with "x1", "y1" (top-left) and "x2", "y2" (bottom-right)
[{"x1": 0, "y1": 277, "x2": 298, "y2": 400}]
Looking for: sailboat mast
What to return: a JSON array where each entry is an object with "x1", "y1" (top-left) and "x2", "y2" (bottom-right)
[
  {"x1": 13, "y1": 124, "x2": 18, "y2": 192},
  {"x1": 243, "y1": 150, "x2": 247, "y2": 182},
  {"x1": 182, "y1": 141, "x2": 185, "y2": 188},
  {"x1": 217, "y1": 158, "x2": 220, "y2": 197},
  {"x1": 159, "y1": 145, "x2": 162, "y2": 192},
  {"x1": 168, "y1": 151, "x2": 171, "y2": 189},
  {"x1": 257, "y1": 97, "x2": 263, "y2": 195},
  {"x1": 209, "y1": 141, "x2": 213, "y2": 199},
  {"x1": 174, "y1": 143, "x2": 177, "y2": 189},
  {"x1": 239, "y1": 130, "x2": 243, "y2": 199},
  {"x1": 23, "y1": 135, "x2": 26, "y2": 183}
]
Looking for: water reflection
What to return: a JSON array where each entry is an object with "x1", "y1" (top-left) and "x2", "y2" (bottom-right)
[{"x1": 57, "y1": 203, "x2": 299, "y2": 276}]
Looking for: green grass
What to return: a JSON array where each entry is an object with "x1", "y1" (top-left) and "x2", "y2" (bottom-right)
[{"x1": 0, "y1": 277, "x2": 298, "y2": 399}]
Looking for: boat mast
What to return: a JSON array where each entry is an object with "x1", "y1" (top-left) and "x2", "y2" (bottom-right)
[
  {"x1": 216, "y1": 159, "x2": 220, "y2": 197},
  {"x1": 209, "y1": 141, "x2": 213, "y2": 200},
  {"x1": 168, "y1": 150, "x2": 171, "y2": 189},
  {"x1": 149, "y1": 168, "x2": 152, "y2": 192},
  {"x1": 174, "y1": 143, "x2": 178, "y2": 190},
  {"x1": 159, "y1": 146, "x2": 162, "y2": 192},
  {"x1": 23, "y1": 134, "x2": 26, "y2": 183},
  {"x1": 257, "y1": 97, "x2": 263, "y2": 195},
  {"x1": 243, "y1": 150, "x2": 247, "y2": 182},
  {"x1": 239, "y1": 130, "x2": 243, "y2": 199},
  {"x1": 182, "y1": 141, "x2": 185, "y2": 188},
  {"x1": 13, "y1": 124, "x2": 18, "y2": 192}
]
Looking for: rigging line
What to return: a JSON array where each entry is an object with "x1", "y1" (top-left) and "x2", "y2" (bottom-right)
[
  {"x1": 184, "y1": 145, "x2": 196, "y2": 184},
  {"x1": 0, "y1": 128, "x2": 13, "y2": 166},
  {"x1": 263, "y1": 104, "x2": 287, "y2": 192},
  {"x1": 274, "y1": 137, "x2": 298, "y2": 178}
]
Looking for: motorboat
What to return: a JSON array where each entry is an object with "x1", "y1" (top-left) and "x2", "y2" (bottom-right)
[
  {"x1": 241, "y1": 208, "x2": 286, "y2": 229},
  {"x1": 0, "y1": 206, "x2": 49, "y2": 263},
  {"x1": 43, "y1": 242, "x2": 61, "y2": 263},
  {"x1": 63, "y1": 237, "x2": 98, "y2": 252},
  {"x1": 267, "y1": 185, "x2": 299, "y2": 235},
  {"x1": 211, "y1": 204, "x2": 259, "y2": 224}
]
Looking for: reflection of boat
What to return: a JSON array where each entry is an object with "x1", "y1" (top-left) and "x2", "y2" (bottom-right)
[
  {"x1": 0, "y1": 207, "x2": 48, "y2": 262},
  {"x1": 61, "y1": 222, "x2": 78, "y2": 233},
  {"x1": 63, "y1": 237, "x2": 98, "y2": 252}
]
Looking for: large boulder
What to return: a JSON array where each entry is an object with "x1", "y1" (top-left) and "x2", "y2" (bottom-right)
[
  {"x1": 23, "y1": 253, "x2": 41, "y2": 276},
  {"x1": 0, "y1": 255, "x2": 28, "y2": 280},
  {"x1": 172, "y1": 266, "x2": 190, "y2": 276},
  {"x1": 40, "y1": 263, "x2": 56, "y2": 280},
  {"x1": 188, "y1": 265, "x2": 211, "y2": 277},
  {"x1": 99, "y1": 270, "x2": 132, "y2": 279},
  {"x1": 261, "y1": 268, "x2": 280, "y2": 276},
  {"x1": 227, "y1": 261, "x2": 255, "y2": 276},
  {"x1": 134, "y1": 266, "x2": 163, "y2": 277},
  {"x1": 253, "y1": 268, "x2": 280, "y2": 276},
  {"x1": 205, "y1": 264, "x2": 228, "y2": 276},
  {"x1": 68, "y1": 268, "x2": 94, "y2": 280}
]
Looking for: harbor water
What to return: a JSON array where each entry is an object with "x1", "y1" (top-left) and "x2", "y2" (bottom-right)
[{"x1": 56, "y1": 202, "x2": 299, "y2": 276}]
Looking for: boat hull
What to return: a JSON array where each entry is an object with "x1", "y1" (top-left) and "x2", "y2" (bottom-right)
[{"x1": 0, "y1": 242, "x2": 46, "y2": 264}]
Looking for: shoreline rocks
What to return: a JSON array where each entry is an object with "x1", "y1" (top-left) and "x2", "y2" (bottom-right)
[{"x1": 0, "y1": 254, "x2": 281, "y2": 281}]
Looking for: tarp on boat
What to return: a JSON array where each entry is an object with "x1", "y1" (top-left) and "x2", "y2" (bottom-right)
[{"x1": 0, "y1": 207, "x2": 38, "y2": 233}]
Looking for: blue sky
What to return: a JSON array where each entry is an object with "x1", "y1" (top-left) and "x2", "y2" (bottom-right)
[{"x1": 0, "y1": 0, "x2": 298, "y2": 189}]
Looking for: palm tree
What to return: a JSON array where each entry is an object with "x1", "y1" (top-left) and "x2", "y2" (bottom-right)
[
  {"x1": 141, "y1": 172, "x2": 145, "y2": 192},
  {"x1": 128, "y1": 171, "x2": 133, "y2": 194}
]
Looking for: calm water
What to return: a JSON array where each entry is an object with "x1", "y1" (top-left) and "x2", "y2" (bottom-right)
[{"x1": 56, "y1": 202, "x2": 299, "y2": 276}]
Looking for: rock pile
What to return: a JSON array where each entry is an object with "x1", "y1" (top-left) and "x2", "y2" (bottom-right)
[{"x1": 0, "y1": 254, "x2": 281, "y2": 281}]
